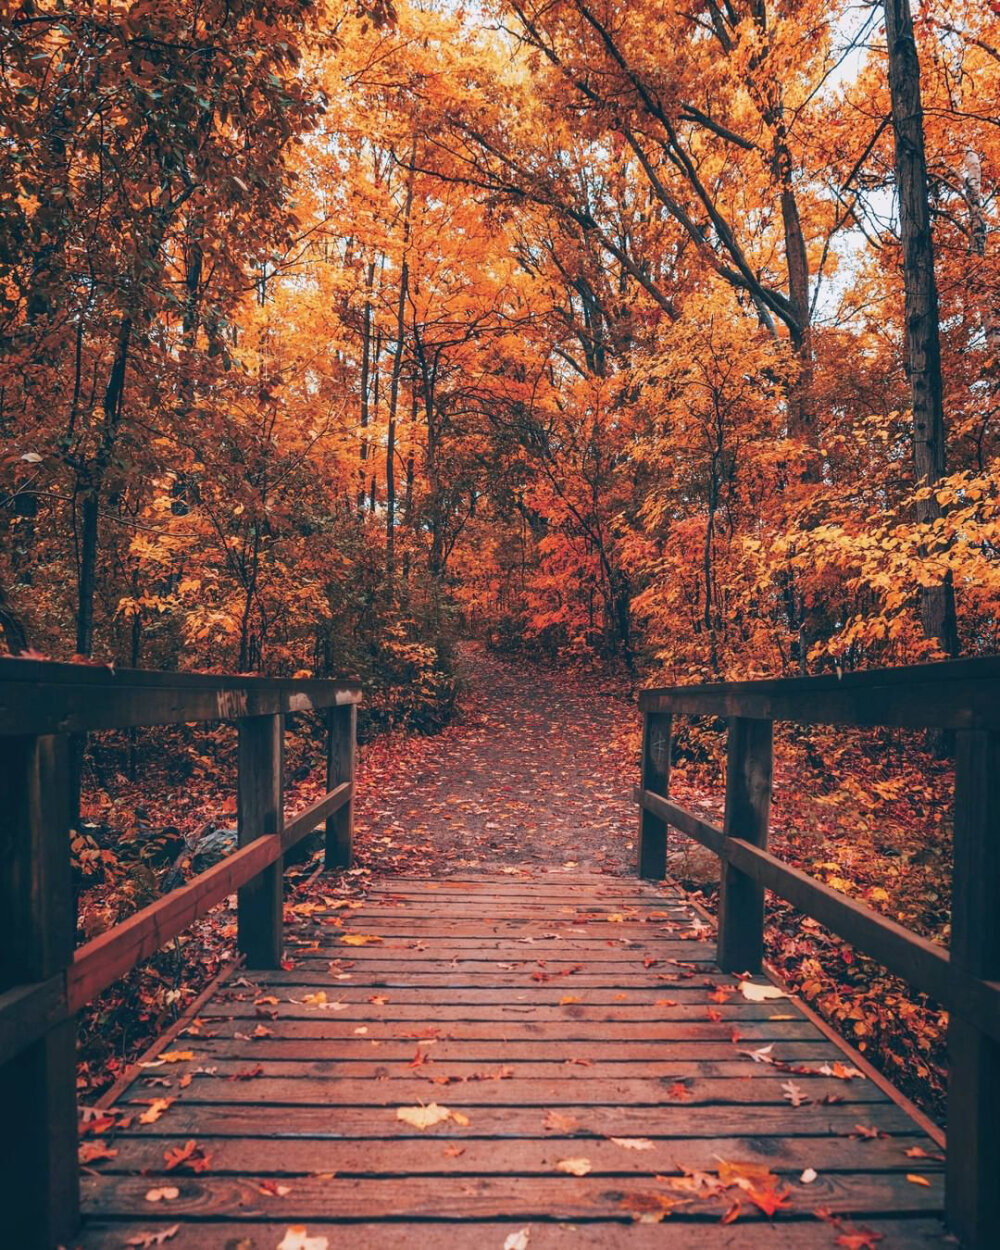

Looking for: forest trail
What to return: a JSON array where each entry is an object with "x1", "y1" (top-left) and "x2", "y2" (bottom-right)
[{"x1": 355, "y1": 643, "x2": 639, "y2": 877}]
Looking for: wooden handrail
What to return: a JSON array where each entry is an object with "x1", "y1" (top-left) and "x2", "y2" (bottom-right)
[
  {"x1": 634, "y1": 659, "x2": 1000, "y2": 1249},
  {"x1": 639, "y1": 654, "x2": 1000, "y2": 729},
  {"x1": 0, "y1": 656, "x2": 361, "y2": 735},
  {"x1": 0, "y1": 665, "x2": 361, "y2": 1248}
]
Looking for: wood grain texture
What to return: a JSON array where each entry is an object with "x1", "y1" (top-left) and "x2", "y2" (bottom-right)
[{"x1": 79, "y1": 873, "x2": 947, "y2": 1246}]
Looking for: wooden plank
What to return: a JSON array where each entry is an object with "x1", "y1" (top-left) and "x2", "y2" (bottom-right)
[
  {"x1": 74, "y1": 1220, "x2": 952, "y2": 1250},
  {"x1": 282, "y1": 781, "x2": 352, "y2": 852},
  {"x1": 102, "y1": 1132, "x2": 941, "y2": 1177},
  {"x1": 325, "y1": 703, "x2": 356, "y2": 868},
  {"x1": 201, "y1": 1002, "x2": 833, "y2": 1023},
  {"x1": 68, "y1": 833, "x2": 282, "y2": 1012},
  {"x1": 717, "y1": 717, "x2": 772, "y2": 974},
  {"x1": 199, "y1": 1019, "x2": 825, "y2": 1041},
  {"x1": 638, "y1": 653, "x2": 1000, "y2": 730},
  {"x1": 80, "y1": 1170, "x2": 943, "y2": 1221},
  {"x1": 0, "y1": 734, "x2": 79, "y2": 1247},
  {"x1": 112, "y1": 1056, "x2": 853, "y2": 1079},
  {"x1": 638, "y1": 711, "x2": 671, "y2": 878},
  {"x1": 946, "y1": 728, "x2": 1000, "y2": 1247},
  {"x1": 117, "y1": 1074, "x2": 889, "y2": 1106},
  {"x1": 184, "y1": 1039, "x2": 846, "y2": 1063},
  {"x1": 633, "y1": 788, "x2": 724, "y2": 855},
  {"x1": 107, "y1": 1098, "x2": 923, "y2": 1139},
  {"x1": 0, "y1": 657, "x2": 361, "y2": 735},
  {"x1": 237, "y1": 714, "x2": 284, "y2": 970}
]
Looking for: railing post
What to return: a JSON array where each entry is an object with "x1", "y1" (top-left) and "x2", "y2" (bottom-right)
[
  {"x1": 945, "y1": 729, "x2": 1000, "y2": 1249},
  {"x1": 0, "y1": 734, "x2": 79, "y2": 1247},
  {"x1": 638, "y1": 711, "x2": 671, "y2": 879},
  {"x1": 237, "y1": 713, "x2": 284, "y2": 969},
  {"x1": 325, "y1": 703, "x2": 357, "y2": 869},
  {"x1": 717, "y1": 716, "x2": 772, "y2": 974}
]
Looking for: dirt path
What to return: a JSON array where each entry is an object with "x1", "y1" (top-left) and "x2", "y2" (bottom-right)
[{"x1": 353, "y1": 642, "x2": 640, "y2": 877}]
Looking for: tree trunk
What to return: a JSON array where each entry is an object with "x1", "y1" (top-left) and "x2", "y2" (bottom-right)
[
  {"x1": 386, "y1": 145, "x2": 417, "y2": 579},
  {"x1": 883, "y1": 0, "x2": 958, "y2": 656}
]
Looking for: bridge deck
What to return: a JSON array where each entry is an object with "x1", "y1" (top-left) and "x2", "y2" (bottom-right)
[{"x1": 79, "y1": 872, "x2": 947, "y2": 1247}]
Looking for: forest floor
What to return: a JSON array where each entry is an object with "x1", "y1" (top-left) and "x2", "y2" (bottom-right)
[
  {"x1": 77, "y1": 641, "x2": 953, "y2": 1128},
  {"x1": 352, "y1": 641, "x2": 638, "y2": 876}
]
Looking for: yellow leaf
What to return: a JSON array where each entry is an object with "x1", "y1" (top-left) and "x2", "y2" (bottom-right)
[
  {"x1": 555, "y1": 1157, "x2": 592, "y2": 1176},
  {"x1": 395, "y1": 1103, "x2": 453, "y2": 1129},
  {"x1": 341, "y1": 934, "x2": 383, "y2": 946},
  {"x1": 159, "y1": 1051, "x2": 195, "y2": 1063}
]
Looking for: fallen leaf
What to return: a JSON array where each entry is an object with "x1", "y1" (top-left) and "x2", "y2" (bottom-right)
[
  {"x1": 835, "y1": 1232, "x2": 884, "y2": 1250},
  {"x1": 782, "y1": 1081, "x2": 809, "y2": 1107},
  {"x1": 738, "y1": 982, "x2": 788, "y2": 1002},
  {"x1": 395, "y1": 1103, "x2": 464, "y2": 1129},
  {"x1": 906, "y1": 1173, "x2": 931, "y2": 1187},
  {"x1": 341, "y1": 934, "x2": 383, "y2": 945},
  {"x1": 78, "y1": 1142, "x2": 118, "y2": 1165},
  {"x1": 559, "y1": 995, "x2": 581, "y2": 1005},
  {"x1": 666, "y1": 1081, "x2": 692, "y2": 1100},
  {"x1": 144, "y1": 1186, "x2": 179, "y2": 1203},
  {"x1": 258, "y1": 1179, "x2": 292, "y2": 1197},
  {"x1": 230, "y1": 1064, "x2": 265, "y2": 1081},
  {"x1": 164, "y1": 1140, "x2": 211, "y2": 1173},
  {"x1": 609, "y1": 1137, "x2": 655, "y2": 1151},
  {"x1": 138, "y1": 1098, "x2": 174, "y2": 1125},
  {"x1": 503, "y1": 1230, "x2": 530, "y2": 1250},
  {"x1": 619, "y1": 1192, "x2": 688, "y2": 1223},
  {"x1": 158, "y1": 1051, "x2": 195, "y2": 1063},
  {"x1": 800, "y1": 1167, "x2": 818, "y2": 1184},
  {"x1": 543, "y1": 1109, "x2": 580, "y2": 1133},
  {"x1": 555, "y1": 1157, "x2": 592, "y2": 1176},
  {"x1": 124, "y1": 1227, "x2": 180, "y2": 1248},
  {"x1": 277, "y1": 1228, "x2": 329, "y2": 1250}
]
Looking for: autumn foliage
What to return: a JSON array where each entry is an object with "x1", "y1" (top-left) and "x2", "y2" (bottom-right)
[{"x1": 1, "y1": 0, "x2": 998, "y2": 1114}]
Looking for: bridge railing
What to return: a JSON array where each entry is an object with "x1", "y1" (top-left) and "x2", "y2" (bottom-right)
[
  {"x1": 0, "y1": 658, "x2": 361, "y2": 1248},
  {"x1": 633, "y1": 656, "x2": 1000, "y2": 1250}
]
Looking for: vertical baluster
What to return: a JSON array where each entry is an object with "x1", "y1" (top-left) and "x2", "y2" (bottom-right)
[
  {"x1": 946, "y1": 728, "x2": 1000, "y2": 1248},
  {"x1": 0, "y1": 734, "x2": 79, "y2": 1247},
  {"x1": 717, "y1": 716, "x2": 772, "y2": 974},
  {"x1": 638, "y1": 711, "x2": 671, "y2": 879},
  {"x1": 325, "y1": 703, "x2": 357, "y2": 869},
  {"x1": 237, "y1": 713, "x2": 284, "y2": 968}
]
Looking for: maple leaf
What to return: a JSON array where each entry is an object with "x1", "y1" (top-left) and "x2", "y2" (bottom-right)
[{"x1": 666, "y1": 1081, "x2": 692, "y2": 1100}]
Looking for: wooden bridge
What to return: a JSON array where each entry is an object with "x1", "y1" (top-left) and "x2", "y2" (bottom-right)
[{"x1": 1, "y1": 657, "x2": 998, "y2": 1248}]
